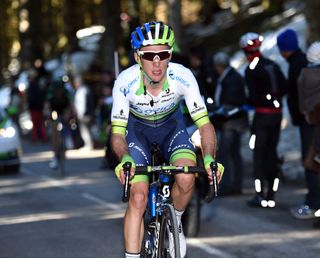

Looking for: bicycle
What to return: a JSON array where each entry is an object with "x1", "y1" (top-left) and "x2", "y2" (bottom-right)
[{"x1": 122, "y1": 144, "x2": 218, "y2": 258}]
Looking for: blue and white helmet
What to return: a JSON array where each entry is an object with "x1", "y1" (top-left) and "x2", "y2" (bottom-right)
[{"x1": 131, "y1": 21, "x2": 175, "y2": 50}]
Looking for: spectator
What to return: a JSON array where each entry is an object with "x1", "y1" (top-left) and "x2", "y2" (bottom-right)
[
  {"x1": 189, "y1": 45, "x2": 213, "y2": 100},
  {"x1": 26, "y1": 69, "x2": 47, "y2": 143},
  {"x1": 73, "y1": 75, "x2": 95, "y2": 150},
  {"x1": 240, "y1": 32, "x2": 287, "y2": 208},
  {"x1": 277, "y1": 29, "x2": 320, "y2": 219},
  {"x1": 298, "y1": 41, "x2": 320, "y2": 167},
  {"x1": 96, "y1": 70, "x2": 114, "y2": 144},
  {"x1": 213, "y1": 51, "x2": 249, "y2": 195}
]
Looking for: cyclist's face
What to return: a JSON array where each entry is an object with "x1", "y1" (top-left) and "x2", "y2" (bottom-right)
[{"x1": 135, "y1": 45, "x2": 171, "y2": 84}]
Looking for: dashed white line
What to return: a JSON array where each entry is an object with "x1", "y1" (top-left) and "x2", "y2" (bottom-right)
[
  {"x1": 81, "y1": 193, "x2": 124, "y2": 210},
  {"x1": 22, "y1": 166, "x2": 122, "y2": 210}
]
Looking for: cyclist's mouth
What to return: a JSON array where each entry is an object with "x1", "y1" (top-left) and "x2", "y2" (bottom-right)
[{"x1": 152, "y1": 70, "x2": 162, "y2": 77}]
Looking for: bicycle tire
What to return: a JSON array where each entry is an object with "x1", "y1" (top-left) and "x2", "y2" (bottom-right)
[
  {"x1": 140, "y1": 208, "x2": 153, "y2": 258},
  {"x1": 158, "y1": 203, "x2": 180, "y2": 258}
]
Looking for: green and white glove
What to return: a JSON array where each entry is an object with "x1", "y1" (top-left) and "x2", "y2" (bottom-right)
[
  {"x1": 114, "y1": 154, "x2": 135, "y2": 179},
  {"x1": 203, "y1": 155, "x2": 224, "y2": 178}
]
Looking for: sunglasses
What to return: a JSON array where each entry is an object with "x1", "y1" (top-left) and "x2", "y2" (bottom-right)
[{"x1": 138, "y1": 49, "x2": 172, "y2": 61}]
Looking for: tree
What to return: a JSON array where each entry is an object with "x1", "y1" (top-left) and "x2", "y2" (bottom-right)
[
  {"x1": 304, "y1": 0, "x2": 320, "y2": 43},
  {"x1": 99, "y1": 0, "x2": 121, "y2": 72},
  {"x1": 0, "y1": 1, "x2": 10, "y2": 73},
  {"x1": 167, "y1": 0, "x2": 182, "y2": 47}
]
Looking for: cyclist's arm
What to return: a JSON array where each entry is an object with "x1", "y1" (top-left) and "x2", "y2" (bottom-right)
[
  {"x1": 111, "y1": 133, "x2": 129, "y2": 163},
  {"x1": 199, "y1": 123, "x2": 217, "y2": 159},
  {"x1": 178, "y1": 67, "x2": 220, "y2": 181},
  {"x1": 110, "y1": 76, "x2": 135, "y2": 182}
]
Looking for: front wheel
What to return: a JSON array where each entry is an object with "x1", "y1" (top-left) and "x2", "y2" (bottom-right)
[{"x1": 158, "y1": 204, "x2": 180, "y2": 258}]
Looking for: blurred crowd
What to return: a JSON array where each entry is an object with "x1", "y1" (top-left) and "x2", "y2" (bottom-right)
[{"x1": 0, "y1": 57, "x2": 115, "y2": 149}]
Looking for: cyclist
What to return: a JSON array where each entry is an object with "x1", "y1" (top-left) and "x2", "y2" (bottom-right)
[
  {"x1": 111, "y1": 21, "x2": 223, "y2": 258},
  {"x1": 45, "y1": 77, "x2": 73, "y2": 169}
]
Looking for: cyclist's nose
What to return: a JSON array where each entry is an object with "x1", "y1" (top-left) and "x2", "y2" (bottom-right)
[
  {"x1": 152, "y1": 55, "x2": 161, "y2": 62},
  {"x1": 153, "y1": 57, "x2": 161, "y2": 67}
]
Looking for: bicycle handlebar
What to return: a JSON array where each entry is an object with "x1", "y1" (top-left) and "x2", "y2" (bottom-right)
[{"x1": 121, "y1": 162, "x2": 218, "y2": 203}]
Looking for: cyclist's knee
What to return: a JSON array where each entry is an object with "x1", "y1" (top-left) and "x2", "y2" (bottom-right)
[
  {"x1": 173, "y1": 158, "x2": 196, "y2": 193},
  {"x1": 129, "y1": 184, "x2": 148, "y2": 211},
  {"x1": 175, "y1": 174, "x2": 195, "y2": 194}
]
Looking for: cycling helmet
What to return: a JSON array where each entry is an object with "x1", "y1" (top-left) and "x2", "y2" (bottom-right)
[
  {"x1": 131, "y1": 21, "x2": 175, "y2": 50},
  {"x1": 307, "y1": 41, "x2": 320, "y2": 65},
  {"x1": 239, "y1": 32, "x2": 263, "y2": 62}
]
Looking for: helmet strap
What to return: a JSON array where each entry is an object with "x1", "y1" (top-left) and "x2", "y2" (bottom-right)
[{"x1": 141, "y1": 68, "x2": 160, "y2": 85}]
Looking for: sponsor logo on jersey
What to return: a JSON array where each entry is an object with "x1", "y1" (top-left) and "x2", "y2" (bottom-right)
[
  {"x1": 112, "y1": 109, "x2": 127, "y2": 120},
  {"x1": 119, "y1": 76, "x2": 139, "y2": 97},
  {"x1": 168, "y1": 69, "x2": 190, "y2": 87},
  {"x1": 161, "y1": 97, "x2": 174, "y2": 103},
  {"x1": 136, "y1": 102, "x2": 150, "y2": 106},
  {"x1": 175, "y1": 76, "x2": 190, "y2": 88},
  {"x1": 162, "y1": 88, "x2": 174, "y2": 98},
  {"x1": 128, "y1": 75, "x2": 139, "y2": 88},
  {"x1": 169, "y1": 70, "x2": 175, "y2": 80},
  {"x1": 120, "y1": 86, "x2": 130, "y2": 97},
  {"x1": 190, "y1": 102, "x2": 205, "y2": 115}
]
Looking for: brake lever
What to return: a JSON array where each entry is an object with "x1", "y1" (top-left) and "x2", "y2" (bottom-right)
[
  {"x1": 203, "y1": 161, "x2": 218, "y2": 203},
  {"x1": 122, "y1": 162, "x2": 132, "y2": 202}
]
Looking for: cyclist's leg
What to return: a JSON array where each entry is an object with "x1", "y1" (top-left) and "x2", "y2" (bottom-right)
[
  {"x1": 124, "y1": 119, "x2": 150, "y2": 255},
  {"x1": 124, "y1": 181, "x2": 148, "y2": 254},
  {"x1": 162, "y1": 112, "x2": 196, "y2": 258},
  {"x1": 171, "y1": 157, "x2": 196, "y2": 211},
  {"x1": 162, "y1": 110, "x2": 197, "y2": 212}
]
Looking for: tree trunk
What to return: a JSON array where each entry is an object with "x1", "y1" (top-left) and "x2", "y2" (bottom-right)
[
  {"x1": 0, "y1": 1, "x2": 9, "y2": 72},
  {"x1": 167, "y1": 0, "x2": 182, "y2": 49},
  {"x1": 63, "y1": 0, "x2": 85, "y2": 52},
  {"x1": 99, "y1": 0, "x2": 121, "y2": 72},
  {"x1": 20, "y1": 0, "x2": 44, "y2": 63},
  {"x1": 304, "y1": 0, "x2": 320, "y2": 44}
]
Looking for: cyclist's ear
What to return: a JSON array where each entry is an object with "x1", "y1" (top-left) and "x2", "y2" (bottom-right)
[{"x1": 134, "y1": 52, "x2": 141, "y2": 65}]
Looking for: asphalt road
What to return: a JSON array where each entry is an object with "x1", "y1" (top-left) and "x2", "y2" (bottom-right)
[{"x1": 0, "y1": 130, "x2": 320, "y2": 258}]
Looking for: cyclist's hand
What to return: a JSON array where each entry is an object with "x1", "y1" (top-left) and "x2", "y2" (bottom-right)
[
  {"x1": 217, "y1": 163, "x2": 224, "y2": 183},
  {"x1": 203, "y1": 155, "x2": 224, "y2": 184},
  {"x1": 114, "y1": 154, "x2": 135, "y2": 184},
  {"x1": 204, "y1": 155, "x2": 214, "y2": 184}
]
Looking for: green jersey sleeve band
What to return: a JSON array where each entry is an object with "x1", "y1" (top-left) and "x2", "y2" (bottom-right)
[
  {"x1": 169, "y1": 148, "x2": 196, "y2": 164},
  {"x1": 111, "y1": 121, "x2": 127, "y2": 135},
  {"x1": 192, "y1": 111, "x2": 210, "y2": 128}
]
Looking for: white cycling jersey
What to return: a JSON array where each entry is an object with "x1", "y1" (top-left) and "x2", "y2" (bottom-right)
[{"x1": 111, "y1": 62, "x2": 209, "y2": 135}]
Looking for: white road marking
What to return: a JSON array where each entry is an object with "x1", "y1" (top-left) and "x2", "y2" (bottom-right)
[
  {"x1": 21, "y1": 166, "x2": 123, "y2": 210},
  {"x1": 81, "y1": 193, "x2": 124, "y2": 210}
]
